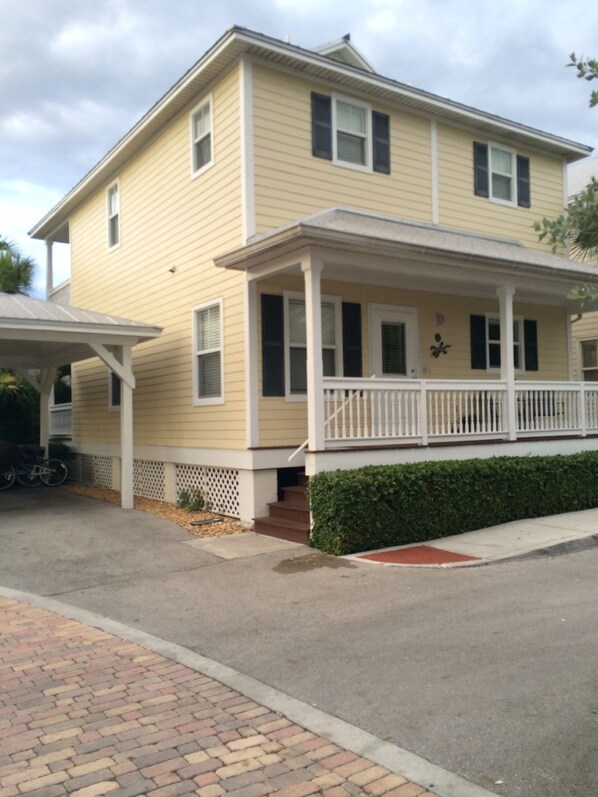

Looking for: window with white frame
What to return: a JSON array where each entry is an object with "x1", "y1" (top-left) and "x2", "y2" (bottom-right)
[
  {"x1": 332, "y1": 96, "x2": 372, "y2": 170},
  {"x1": 107, "y1": 182, "x2": 119, "y2": 248},
  {"x1": 191, "y1": 98, "x2": 213, "y2": 175},
  {"x1": 285, "y1": 295, "x2": 340, "y2": 397},
  {"x1": 486, "y1": 315, "x2": 524, "y2": 370},
  {"x1": 580, "y1": 340, "x2": 598, "y2": 381},
  {"x1": 193, "y1": 300, "x2": 223, "y2": 403},
  {"x1": 109, "y1": 371, "x2": 121, "y2": 408},
  {"x1": 489, "y1": 145, "x2": 515, "y2": 203}
]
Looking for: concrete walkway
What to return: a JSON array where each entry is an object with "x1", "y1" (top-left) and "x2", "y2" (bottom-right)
[
  {"x1": 0, "y1": 590, "x2": 498, "y2": 797},
  {"x1": 348, "y1": 508, "x2": 598, "y2": 566}
]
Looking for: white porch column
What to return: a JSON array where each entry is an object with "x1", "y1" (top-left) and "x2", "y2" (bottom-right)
[
  {"x1": 120, "y1": 345, "x2": 134, "y2": 509},
  {"x1": 302, "y1": 254, "x2": 324, "y2": 451},
  {"x1": 497, "y1": 284, "x2": 517, "y2": 441},
  {"x1": 244, "y1": 277, "x2": 259, "y2": 448},
  {"x1": 45, "y1": 240, "x2": 53, "y2": 298}
]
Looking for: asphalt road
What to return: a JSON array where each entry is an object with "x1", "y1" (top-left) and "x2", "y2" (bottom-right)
[{"x1": 1, "y1": 487, "x2": 597, "y2": 797}]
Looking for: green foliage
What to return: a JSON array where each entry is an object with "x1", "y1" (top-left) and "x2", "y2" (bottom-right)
[
  {"x1": 177, "y1": 487, "x2": 206, "y2": 511},
  {"x1": 534, "y1": 177, "x2": 598, "y2": 260},
  {"x1": 309, "y1": 454, "x2": 598, "y2": 555},
  {"x1": 0, "y1": 373, "x2": 39, "y2": 443},
  {"x1": 48, "y1": 442, "x2": 75, "y2": 461},
  {"x1": 569, "y1": 52, "x2": 598, "y2": 107},
  {"x1": 0, "y1": 237, "x2": 35, "y2": 295}
]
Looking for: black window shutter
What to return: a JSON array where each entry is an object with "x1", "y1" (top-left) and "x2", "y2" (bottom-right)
[
  {"x1": 470, "y1": 315, "x2": 487, "y2": 369},
  {"x1": 523, "y1": 319, "x2": 538, "y2": 371},
  {"x1": 516, "y1": 155, "x2": 531, "y2": 208},
  {"x1": 473, "y1": 142, "x2": 489, "y2": 198},
  {"x1": 261, "y1": 294, "x2": 285, "y2": 396},
  {"x1": 342, "y1": 302, "x2": 362, "y2": 377},
  {"x1": 372, "y1": 111, "x2": 391, "y2": 174},
  {"x1": 311, "y1": 93, "x2": 332, "y2": 160}
]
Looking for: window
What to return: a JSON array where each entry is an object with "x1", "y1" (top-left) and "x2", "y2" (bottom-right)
[
  {"x1": 191, "y1": 98, "x2": 213, "y2": 175},
  {"x1": 109, "y1": 371, "x2": 121, "y2": 408},
  {"x1": 473, "y1": 142, "x2": 530, "y2": 207},
  {"x1": 193, "y1": 300, "x2": 223, "y2": 404},
  {"x1": 107, "y1": 182, "x2": 119, "y2": 248},
  {"x1": 311, "y1": 92, "x2": 390, "y2": 174},
  {"x1": 486, "y1": 316, "x2": 523, "y2": 370},
  {"x1": 470, "y1": 314, "x2": 538, "y2": 372},
  {"x1": 581, "y1": 340, "x2": 598, "y2": 381},
  {"x1": 285, "y1": 294, "x2": 340, "y2": 398}
]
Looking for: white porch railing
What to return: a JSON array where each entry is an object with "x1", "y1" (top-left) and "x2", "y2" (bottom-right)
[
  {"x1": 49, "y1": 403, "x2": 72, "y2": 438},
  {"x1": 322, "y1": 379, "x2": 598, "y2": 446}
]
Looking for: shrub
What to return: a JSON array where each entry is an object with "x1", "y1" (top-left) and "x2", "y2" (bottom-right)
[
  {"x1": 48, "y1": 442, "x2": 75, "y2": 461},
  {"x1": 309, "y1": 452, "x2": 598, "y2": 555},
  {"x1": 177, "y1": 487, "x2": 206, "y2": 511}
]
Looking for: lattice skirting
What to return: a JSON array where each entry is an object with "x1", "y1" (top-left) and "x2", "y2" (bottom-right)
[
  {"x1": 176, "y1": 464, "x2": 240, "y2": 518},
  {"x1": 72, "y1": 455, "x2": 240, "y2": 518}
]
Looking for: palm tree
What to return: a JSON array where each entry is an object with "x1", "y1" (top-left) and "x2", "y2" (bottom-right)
[{"x1": 0, "y1": 237, "x2": 35, "y2": 294}]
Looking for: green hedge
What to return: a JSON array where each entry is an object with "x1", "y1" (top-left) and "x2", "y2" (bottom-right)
[{"x1": 308, "y1": 453, "x2": 598, "y2": 555}]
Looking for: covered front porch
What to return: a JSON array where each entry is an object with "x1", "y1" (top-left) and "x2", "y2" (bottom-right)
[{"x1": 216, "y1": 208, "x2": 598, "y2": 475}]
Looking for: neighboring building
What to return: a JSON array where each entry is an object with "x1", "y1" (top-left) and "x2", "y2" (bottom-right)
[
  {"x1": 30, "y1": 27, "x2": 598, "y2": 539},
  {"x1": 565, "y1": 156, "x2": 598, "y2": 382}
]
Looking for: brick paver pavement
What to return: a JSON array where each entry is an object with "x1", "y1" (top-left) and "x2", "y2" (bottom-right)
[{"x1": 0, "y1": 596, "x2": 440, "y2": 797}]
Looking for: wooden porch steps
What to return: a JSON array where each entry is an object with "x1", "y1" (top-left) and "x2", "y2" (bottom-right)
[{"x1": 254, "y1": 475, "x2": 310, "y2": 545}]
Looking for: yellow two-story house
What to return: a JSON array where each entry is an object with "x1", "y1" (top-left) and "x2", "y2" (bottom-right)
[{"x1": 30, "y1": 27, "x2": 598, "y2": 541}]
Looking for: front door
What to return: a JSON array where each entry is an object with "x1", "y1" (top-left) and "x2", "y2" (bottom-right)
[{"x1": 370, "y1": 305, "x2": 418, "y2": 379}]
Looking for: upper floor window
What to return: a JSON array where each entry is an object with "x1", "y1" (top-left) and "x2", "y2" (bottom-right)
[
  {"x1": 193, "y1": 299, "x2": 223, "y2": 404},
  {"x1": 580, "y1": 340, "x2": 598, "y2": 381},
  {"x1": 311, "y1": 92, "x2": 390, "y2": 174},
  {"x1": 191, "y1": 98, "x2": 213, "y2": 175},
  {"x1": 107, "y1": 182, "x2": 119, "y2": 248},
  {"x1": 473, "y1": 142, "x2": 530, "y2": 208}
]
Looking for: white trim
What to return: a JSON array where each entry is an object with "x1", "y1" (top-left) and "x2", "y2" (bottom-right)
[
  {"x1": 72, "y1": 441, "x2": 303, "y2": 470},
  {"x1": 192, "y1": 298, "x2": 224, "y2": 406},
  {"x1": 430, "y1": 119, "x2": 439, "y2": 224},
  {"x1": 106, "y1": 179, "x2": 120, "y2": 250},
  {"x1": 190, "y1": 94, "x2": 214, "y2": 179},
  {"x1": 485, "y1": 311, "x2": 525, "y2": 373},
  {"x1": 567, "y1": 309, "x2": 574, "y2": 382},
  {"x1": 244, "y1": 278, "x2": 259, "y2": 447},
  {"x1": 240, "y1": 57, "x2": 255, "y2": 242},
  {"x1": 120, "y1": 345, "x2": 134, "y2": 509},
  {"x1": 45, "y1": 240, "x2": 53, "y2": 297},
  {"x1": 487, "y1": 142, "x2": 517, "y2": 207},
  {"x1": 331, "y1": 93, "x2": 373, "y2": 173},
  {"x1": 283, "y1": 290, "x2": 342, "y2": 402}
]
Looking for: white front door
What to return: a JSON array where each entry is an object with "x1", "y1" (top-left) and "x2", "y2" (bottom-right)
[{"x1": 370, "y1": 305, "x2": 418, "y2": 378}]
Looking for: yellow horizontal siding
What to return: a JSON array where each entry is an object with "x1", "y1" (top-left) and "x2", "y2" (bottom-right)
[
  {"x1": 70, "y1": 65, "x2": 247, "y2": 449},
  {"x1": 437, "y1": 123, "x2": 565, "y2": 251},
  {"x1": 252, "y1": 64, "x2": 433, "y2": 232}
]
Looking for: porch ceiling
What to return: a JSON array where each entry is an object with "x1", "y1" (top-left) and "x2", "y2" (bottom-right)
[
  {"x1": 215, "y1": 208, "x2": 598, "y2": 307},
  {"x1": 0, "y1": 293, "x2": 162, "y2": 371}
]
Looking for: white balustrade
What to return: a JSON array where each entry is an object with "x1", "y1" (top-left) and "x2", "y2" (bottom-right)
[{"x1": 322, "y1": 379, "x2": 598, "y2": 447}]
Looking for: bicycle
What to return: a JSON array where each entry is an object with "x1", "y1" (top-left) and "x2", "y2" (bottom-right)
[{"x1": 0, "y1": 444, "x2": 68, "y2": 490}]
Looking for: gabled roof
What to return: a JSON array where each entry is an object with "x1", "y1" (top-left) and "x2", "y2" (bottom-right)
[
  {"x1": 30, "y1": 26, "x2": 593, "y2": 243},
  {"x1": 313, "y1": 33, "x2": 376, "y2": 73},
  {"x1": 568, "y1": 155, "x2": 598, "y2": 198},
  {"x1": 0, "y1": 293, "x2": 161, "y2": 370}
]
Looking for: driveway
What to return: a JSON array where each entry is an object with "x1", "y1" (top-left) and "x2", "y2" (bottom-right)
[{"x1": 1, "y1": 487, "x2": 597, "y2": 797}]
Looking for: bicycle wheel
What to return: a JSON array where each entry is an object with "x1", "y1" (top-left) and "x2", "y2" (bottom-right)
[
  {"x1": 16, "y1": 460, "x2": 42, "y2": 487},
  {"x1": 0, "y1": 467, "x2": 16, "y2": 490},
  {"x1": 40, "y1": 459, "x2": 68, "y2": 487}
]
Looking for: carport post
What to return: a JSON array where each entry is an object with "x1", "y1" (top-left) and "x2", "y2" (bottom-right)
[
  {"x1": 39, "y1": 369, "x2": 54, "y2": 457},
  {"x1": 120, "y1": 345, "x2": 134, "y2": 510}
]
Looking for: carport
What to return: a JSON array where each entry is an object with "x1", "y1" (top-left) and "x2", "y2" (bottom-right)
[{"x1": 0, "y1": 293, "x2": 162, "y2": 508}]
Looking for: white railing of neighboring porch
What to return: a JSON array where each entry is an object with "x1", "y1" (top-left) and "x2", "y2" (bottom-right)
[
  {"x1": 49, "y1": 403, "x2": 72, "y2": 438},
  {"x1": 322, "y1": 379, "x2": 598, "y2": 447}
]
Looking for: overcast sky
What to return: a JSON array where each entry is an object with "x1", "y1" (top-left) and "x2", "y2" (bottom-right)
[{"x1": 2, "y1": 0, "x2": 598, "y2": 296}]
